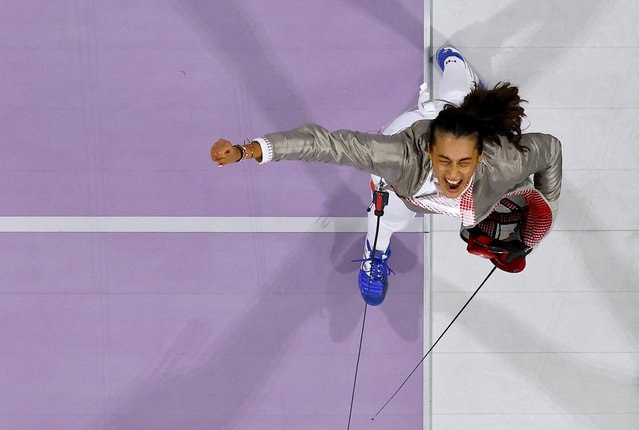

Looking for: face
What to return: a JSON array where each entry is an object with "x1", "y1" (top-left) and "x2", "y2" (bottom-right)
[{"x1": 427, "y1": 130, "x2": 482, "y2": 198}]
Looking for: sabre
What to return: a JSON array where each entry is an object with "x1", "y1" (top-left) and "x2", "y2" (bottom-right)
[{"x1": 371, "y1": 265, "x2": 498, "y2": 420}]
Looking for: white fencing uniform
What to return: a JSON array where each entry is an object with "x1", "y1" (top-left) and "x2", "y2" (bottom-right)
[{"x1": 366, "y1": 58, "x2": 478, "y2": 251}]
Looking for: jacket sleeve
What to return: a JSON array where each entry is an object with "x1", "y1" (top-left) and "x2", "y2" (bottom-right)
[
  {"x1": 260, "y1": 123, "x2": 417, "y2": 185},
  {"x1": 516, "y1": 133, "x2": 563, "y2": 210}
]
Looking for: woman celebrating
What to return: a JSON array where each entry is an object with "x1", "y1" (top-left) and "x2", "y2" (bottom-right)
[{"x1": 211, "y1": 46, "x2": 562, "y2": 306}]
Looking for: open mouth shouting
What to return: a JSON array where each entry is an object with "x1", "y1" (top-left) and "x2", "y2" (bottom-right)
[
  {"x1": 428, "y1": 130, "x2": 483, "y2": 199},
  {"x1": 444, "y1": 178, "x2": 464, "y2": 194}
]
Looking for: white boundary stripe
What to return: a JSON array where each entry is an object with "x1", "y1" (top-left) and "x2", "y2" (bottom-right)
[
  {"x1": 0, "y1": 216, "x2": 425, "y2": 233},
  {"x1": 423, "y1": 1, "x2": 434, "y2": 430}
]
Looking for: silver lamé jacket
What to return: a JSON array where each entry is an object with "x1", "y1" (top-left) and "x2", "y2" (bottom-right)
[{"x1": 262, "y1": 120, "x2": 562, "y2": 246}]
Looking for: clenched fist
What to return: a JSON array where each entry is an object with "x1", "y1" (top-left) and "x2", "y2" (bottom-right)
[{"x1": 210, "y1": 139, "x2": 241, "y2": 166}]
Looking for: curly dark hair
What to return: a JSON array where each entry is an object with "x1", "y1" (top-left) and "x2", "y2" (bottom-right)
[{"x1": 428, "y1": 82, "x2": 528, "y2": 153}]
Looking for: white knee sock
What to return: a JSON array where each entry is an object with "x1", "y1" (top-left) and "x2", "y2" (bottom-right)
[{"x1": 437, "y1": 57, "x2": 475, "y2": 106}]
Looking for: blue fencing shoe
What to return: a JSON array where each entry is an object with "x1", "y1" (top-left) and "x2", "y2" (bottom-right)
[
  {"x1": 435, "y1": 45, "x2": 485, "y2": 90},
  {"x1": 354, "y1": 241, "x2": 394, "y2": 306}
]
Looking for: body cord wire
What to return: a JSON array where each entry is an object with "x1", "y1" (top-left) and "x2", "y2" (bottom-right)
[{"x1": 347, "y1": 183, "x2": 387, "y2": 429}]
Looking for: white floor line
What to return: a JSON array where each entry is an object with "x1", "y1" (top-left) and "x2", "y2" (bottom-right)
[
  {"x1": 0, "y1": 216, "x2": 425, "y2": 233},
  {"x1": 423, "y1": 1, "x2": 434, "y2": 430}
]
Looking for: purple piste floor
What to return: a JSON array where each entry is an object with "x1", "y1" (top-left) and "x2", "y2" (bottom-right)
[
  {"x1": 1, "y1": 0, "x2": 423, "y2": 218},
  {"x1": 1, "y1": 0, "x2": 425, "y2": 428},
  {"x1": 0, "y1": 232, "x2": 423, "y2": 429}
]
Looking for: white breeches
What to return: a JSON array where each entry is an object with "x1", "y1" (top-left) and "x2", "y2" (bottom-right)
[{"x1": 365, "y1": 59, "x2": 475, "y2": 251}]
